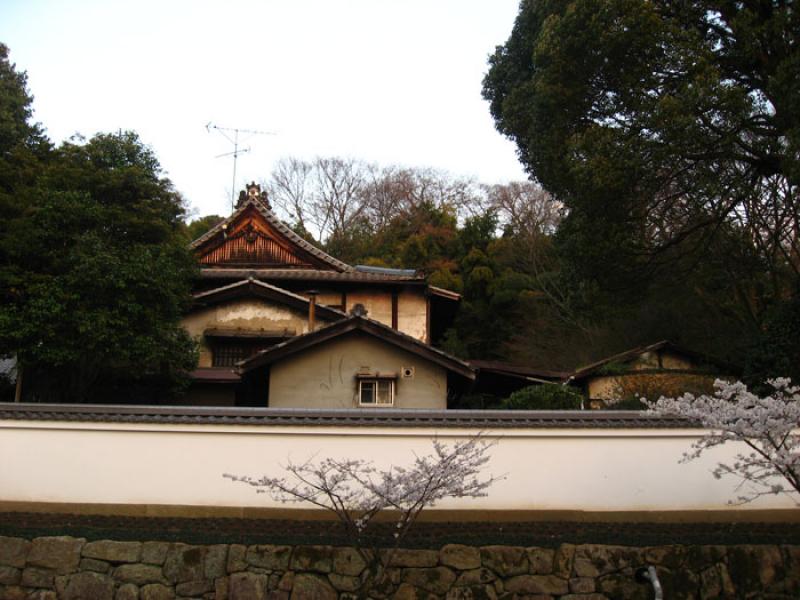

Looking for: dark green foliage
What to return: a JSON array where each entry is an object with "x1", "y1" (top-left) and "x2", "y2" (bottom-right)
[
  {"x1": 483, "y1": 1, "x2": 800, "y2": 378},
  {"x1": 185, "y1": 214, "x2": 224, "y2": 242},
  {"x1": 501, "y1": 384, "x2": 583, "y2": 410},
  {"x1": 0, "y1": 127, "x2": 198, "y2": 402}
]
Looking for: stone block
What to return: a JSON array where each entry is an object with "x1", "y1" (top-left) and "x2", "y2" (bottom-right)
[
  {"x1": 278, "y1": 571, "x2": 294, "y2": 591},
  {"x1": 163, "y1": 544, "x2": 206, "y2": 584},
  {"x1": 643, "y1": 545, "x2": 687, "y2": 569},
  {"x1": 560, "y1": 595, "x2": 608, "y2": 600},
  {"x1": 0, "y1": 566, "x2": 20, "y2": 585},
  {"x1": 80, "y1": 558, "x2": 111, "y2": 573},
  {"x1": 480, "y1": 546, "x2": 528, "y2": 576},
  {"x1": 553, "y1": 544, "x2": 575, "y2": 578},
  {"x1": 227, "y1": 545, "x2": 247, "y2": 573},
  {"x1": 440, "y1": 545, "x2": 481, "y2": 570},
  {"x1": 115, "y1": 583, "x2": 139, "y2": 600},
  {"x1": 140, "y1": 583, "x2": 175, "y2": 600},
  {"x1": 141, "y1": 542, "x2": 169, "y2": 566},
  {"x1": 569, "y1": 576, "x2": 595, "y2": 593},
  {"x1": 267, "y1": 591, "x2": 290, "y2": 600},
  {"x1": 83, "y1": 541, "x2": 142, "y2": 564},
  {"x1": 387, "y1": 549, "x2": 439, "y2": 568},
  {"x1": 574, "y1": 545, "x2": 642, "y2": 578},
  {"x1": 445, "y1": 584, "x2": 498, "y2": 600},
  {"x1": 332, "y1": 547, "x2": 366, "y2": 576},
  {"x1": 21, "y1": 567, "x2": 55, "y2": 588},
  {"x1": 598, "y1": 572, "x2": 650, "y2": 600},
  {"x1": 391, "y1": 582, "x2": 418, "y2": 600},
  {"x1": 727, "y1": 545, "x2": 784, "y2": 593},
  {"x1": 289, "y1": 573, "x2": 337, "y2": 600},
  {"x1": 0, "y1": 585, "x2": 27, "y2": 600},
  {"x1": 27, "y1": 536, "x2": 84, "y2": 574},
  {"x1": 290, "y1": 546, "x2": 333, "y2": 573},
  {"x1": 32, "y1": 592, "x2": 59, "y2": 600},
  {"x1": 402, "y1": 566, "x2": 457, "y2": 595},
  {"x1": 229, "y1": 572, "x2": 268, "y2": 600},
  {"x1": 215, "y1": 576, "x2": 229, "y2": 600},
  {"x1": 0, "y1": 537, "x2": 30, "y2": 568},
  {"x1": 527, "y1": 548, "x2": 555, "y2": 575},
  {"x1": 700, "y1": 563, "x2": 735, "y2": 599},
  {"x1": 205, "y1": 544, "x2": 228, "y2": 579},
  {"x1": 657, "y1": 566, "x2": 701, "y2": 599},
  {"x1": 114, "y1": 563, "x2": 169, "y2": 586},
  {"x1": 505, "y1": 574, "x2": 568, "y2": 595},
  {"x1": 454, "y1": 568, "x2": 496, "y2": 587},
  {"x1": 175, "y1": 579, "x2": 214, "y2": 596},
  {"x1": 246, "y1": 545, "x2": 292, "y2": 570},
  {"x1": 327, "y1": 572, "x2": 361, "y2": 592},
  {"x1": 63, "y1": 571, "x2": 114, "y2": 600}
]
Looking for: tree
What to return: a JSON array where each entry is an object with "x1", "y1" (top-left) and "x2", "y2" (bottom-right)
[
  {"x1": 0, "y1": 131, "x2": 198, "y2": 403},
  {"x1": 501, "y1": 384, "x2": 584, "y2": 410},
  {"x1": 483, "y1": 1, "x2": 800, "y2": 374},
  {"x1": 224, "y1": 437, "x2": 498, "y2": 598},
  {"x1": 484, "y1": 1, "x2": 799, "y2": 274},
  {"x1": 647, "y1": 378, "x2": 800, "y2": 504},
  {"x1": 185, "y1": 214, "x2": 225, "y2": 242}
]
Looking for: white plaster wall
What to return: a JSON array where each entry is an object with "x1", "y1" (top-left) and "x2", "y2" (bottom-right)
[{"x1": 0, "y1": 420, "x2": 795, "y2": 512}]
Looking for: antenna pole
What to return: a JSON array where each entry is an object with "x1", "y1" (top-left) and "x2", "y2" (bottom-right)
[
  {"x1": 206, "y1": 123, "x2": 276, "y2": 211},
  {"x1": 231, "y1": 129, "x2": 239, "y2": 210}
]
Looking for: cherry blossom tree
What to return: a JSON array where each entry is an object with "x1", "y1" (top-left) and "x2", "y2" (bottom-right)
[
  {"x1": 647, "y1": 379, "x2": 800, "y2": 504},
  {"x1": 224, "y1": 436, "x2": 498, "y2": 596}
]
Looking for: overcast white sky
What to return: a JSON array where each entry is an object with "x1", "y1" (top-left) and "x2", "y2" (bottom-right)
[{"x1": 2, "y1": 1, "x2": 527, "y2": 218}]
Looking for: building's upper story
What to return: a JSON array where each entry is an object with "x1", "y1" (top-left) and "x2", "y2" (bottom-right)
[
  {"x1": 181, "y1": 183, "x2": 464, "y2": 408},
  {"x1": 189, "y1": 183, "x2": 458, "y2": 362}
]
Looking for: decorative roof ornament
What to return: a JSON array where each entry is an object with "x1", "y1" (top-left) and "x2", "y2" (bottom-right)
[{"x1": 236, "y1": 182, "x2": 270, "y2": 209}]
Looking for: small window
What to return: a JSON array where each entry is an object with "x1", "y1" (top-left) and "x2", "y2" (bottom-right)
[{"x1": 359, "y1": 379, "x2": 394, "y2": 406}]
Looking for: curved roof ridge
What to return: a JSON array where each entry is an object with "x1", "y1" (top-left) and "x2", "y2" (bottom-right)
[{"x1": 190, "y1": 198, "x2": 353, "y2": 272}]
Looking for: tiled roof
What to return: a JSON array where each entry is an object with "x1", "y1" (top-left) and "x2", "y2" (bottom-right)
[
  {"x1": 198, "y1": 268, "x2": 425, "y2": 284},
  {"x1": 189, "y1": 368, "x2": 241, "y2": 383},
  {"x1": 237, "y1": 315, "x2": 475, "y2": 380},
  {"x1": 0, "y1": 403, "x2": 697, "y2": 428},
  {"x1": 570, "y1": 340, "x2": 739, "y2": 381},
  {"x1": 190, "y1": 198, "x2": 352, "y2": 272},
  {"x1": 191, "y1": 279, "x2": 347, "y2": 321},
  {"x1": 468, "y1": 360, "x2": 570, "y2": 381}
]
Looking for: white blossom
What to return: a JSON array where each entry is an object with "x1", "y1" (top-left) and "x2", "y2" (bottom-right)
[
  {"x1": 647, "y1": 379, "x2": 800, "y2": 504},
  {"x1": 224, "y1": 435, "x2": 499, "y2": 597}
]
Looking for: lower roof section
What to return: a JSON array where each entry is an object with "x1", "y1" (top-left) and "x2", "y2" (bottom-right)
[{"x1": 0, "y1": 403, "x2": 694, "y2": 428}]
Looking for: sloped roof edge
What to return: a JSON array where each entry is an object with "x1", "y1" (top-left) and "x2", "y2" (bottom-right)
[
  {"x1": 190, "y1": 198, "x2": 352, "y2": 272},
  {"x1": 570, "y1": 340, "x2": 738, "y2": 381},
  {"x1": 192, "y1": 278, "x2": 347, "y2": 322},
  {"x1": 239, "y1": 315, "x2": 475, "y2": 380}
]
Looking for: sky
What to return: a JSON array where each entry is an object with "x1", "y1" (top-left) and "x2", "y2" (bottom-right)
[{"x1": 1, "y1": 1, "x2": 528, "y2": 219}]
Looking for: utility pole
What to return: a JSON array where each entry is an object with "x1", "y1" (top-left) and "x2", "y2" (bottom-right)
[{"x1": 206, "y1": 123, "x2": 275, "y2": 210}]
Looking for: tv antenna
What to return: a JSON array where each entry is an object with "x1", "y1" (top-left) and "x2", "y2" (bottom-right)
[{"x1": 206, "y1": 123, "x2": 276, "y2": 210}]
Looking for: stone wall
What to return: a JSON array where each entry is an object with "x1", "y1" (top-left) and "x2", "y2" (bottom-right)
[{"x1": 0, "y1": 535, "x2": 798, "y2": 599}]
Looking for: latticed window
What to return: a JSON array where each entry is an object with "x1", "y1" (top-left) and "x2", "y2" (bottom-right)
[{"x1": 212, "y1": 342, "x2": 270, "y2": 367}]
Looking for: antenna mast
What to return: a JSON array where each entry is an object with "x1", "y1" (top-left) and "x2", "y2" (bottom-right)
[{"x1": 206, "y1": 123, "x2": 275, "y2": 210}]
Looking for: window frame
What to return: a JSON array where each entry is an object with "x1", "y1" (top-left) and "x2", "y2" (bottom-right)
[{"x1": 358, "y1": 377, "x2": 395, "y2": 407}]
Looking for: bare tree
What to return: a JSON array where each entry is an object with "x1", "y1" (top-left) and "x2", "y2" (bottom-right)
[
  {"x1": 266, "y1": 157, "x2": 314, "y2": 232},
  {"x1": 313, "y1": 157, "x2": 369, "y2": 239},
  {"x1": 265, "y1": 157, "x2": 489, "y2": 242},
  {"x1": 224, "y1": 436, "x2": 499, "y2": 598}
]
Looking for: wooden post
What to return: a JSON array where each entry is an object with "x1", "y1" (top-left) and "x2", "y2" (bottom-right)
[
  {"x1": 307, "y1": 291, "x2": 318, "y2": 332},
  {"x1": 14, "y1": 363, "x2": 23, "y2": 403}
]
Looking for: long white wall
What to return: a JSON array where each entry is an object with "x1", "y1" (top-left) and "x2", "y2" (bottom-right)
[{"x1": 1, "y1": 417, "x2": 796, "y2": 513}]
